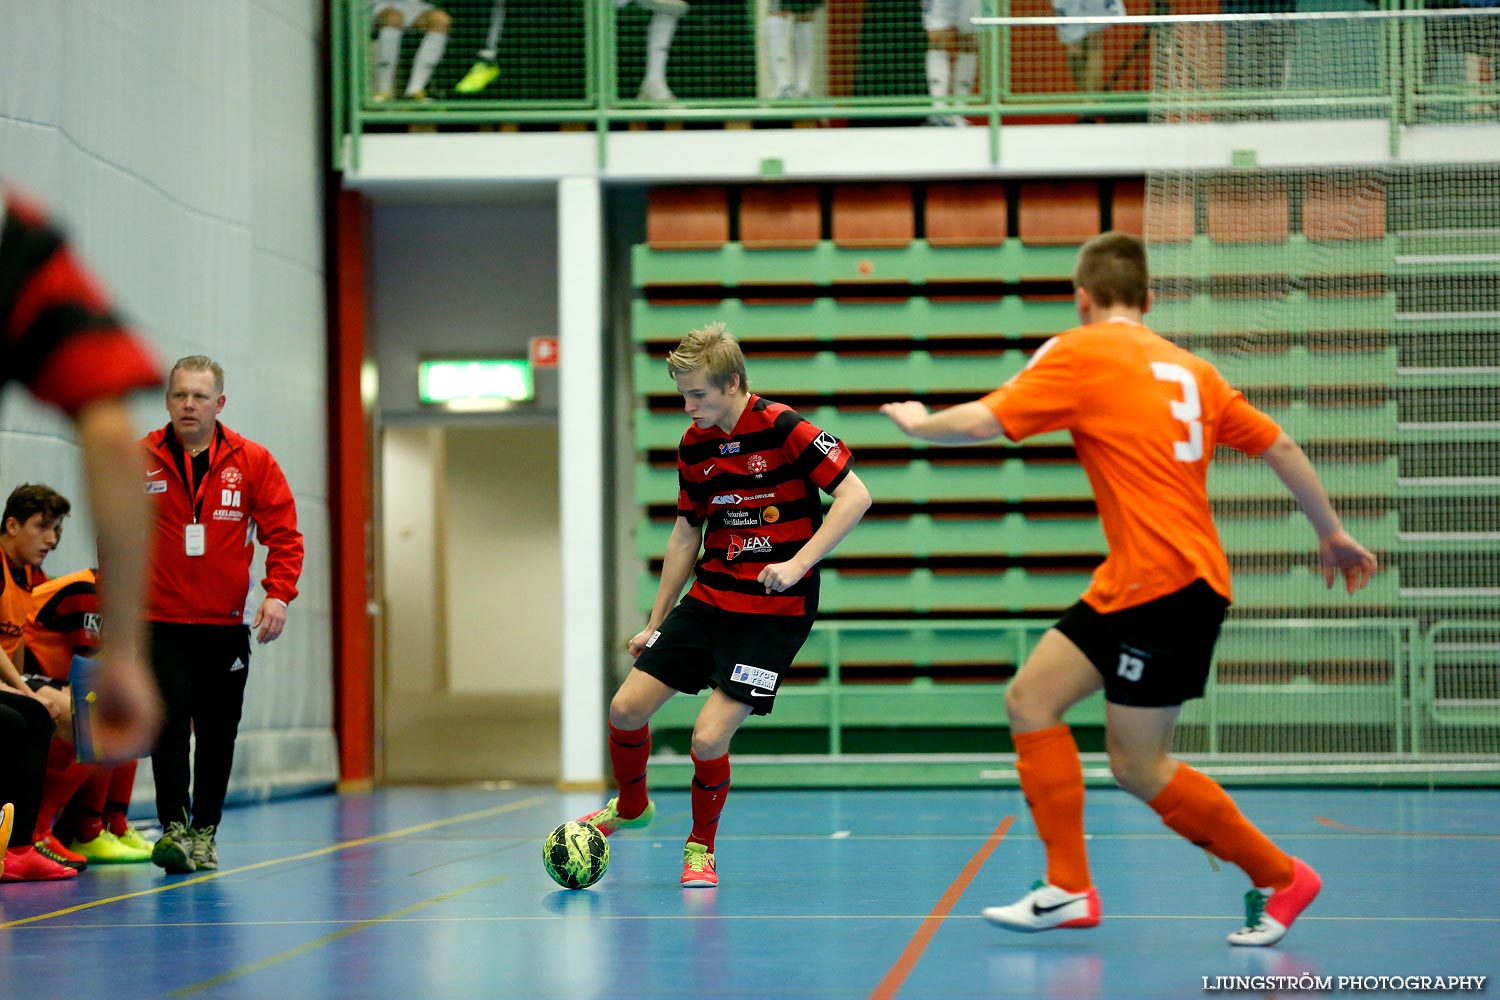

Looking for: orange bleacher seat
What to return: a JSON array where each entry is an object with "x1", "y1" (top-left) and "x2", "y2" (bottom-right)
[
  {"x1": 1113, "y1": 179, "x2": 1194, "y2": 242},
  {"x1": 646, "y1": 186, "x2": 729, "y2": 250},
  {"x1": 1304, "y1": 177, "x2": 1386, "y2": 241},
  {"x1": 1205, "y1": 178, "x2": 1289, "y2": 243},
  {"x1": 926, "y1": 183, "x2": 1007, "y2": 247},
  {"x1": 1017, "y1": 181, "x2": 1102, "y2": 245},
  {"x1": 739, "y1": 185, "x2": 822, "y2": 249},
  {"x1": 832, "y1": 184, "x2": 915, "y2": 248}
]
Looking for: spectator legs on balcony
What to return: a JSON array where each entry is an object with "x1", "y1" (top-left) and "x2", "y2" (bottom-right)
[
  {"x1": 370, "y1": 2, "x2": 450, "y2": 102},
  {"x1": 765, "y1": 0, "x2": 823, "y2": 100},
  {"x1": 630, "y1": 0, "x2": 687, "y2": 102},
  {"x1": 924, "y1": 0, "x2": 980, "y2": 126}
]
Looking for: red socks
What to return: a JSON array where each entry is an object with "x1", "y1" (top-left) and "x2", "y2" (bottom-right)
[
  {"x1": 688, "y1": 752, "x2": 730, "y2": 852},
  {"x1": 607, "y1": 719, "x2": 729, "y2": 851},
  {"x1": 1148, "y1": 762, "x2": 1294, "y2": 890},
  {"x1": 33, "y1": 739, "x2": 95, "y2": 841},
  {"x1": 1013, "y1": 725, "x2": 1092, "y2": 892},
  {"x1": 72, "y1": 768, "x2": 113, "y2": 842},
  {"x1": 608, "y1": 722, "x2": 652, "y2": 819},
  {"x1": 105, "y1": 761, "x2": 139, "y2": 836}
]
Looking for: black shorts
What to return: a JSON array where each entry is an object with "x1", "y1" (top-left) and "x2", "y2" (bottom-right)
[
  {"x1": 22, "y1": 673, "x2": 66, "y2": 692},
  {"x1": 1054, "y1": 579, "x2": 1229, "y2": 708},
  {"x1": 634, "y1": 597, "x2": 813, "y2": 716},
  {"x1": 770, "y1": 0, "x2": 825, "y2": 12}
]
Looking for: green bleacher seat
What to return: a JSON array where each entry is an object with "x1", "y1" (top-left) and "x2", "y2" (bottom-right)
[
  {"x1": 631, "y1": 350, "x2": 1026, "y2": 395},
  {"x1": 635, "y1": 456, "x2": 1391, "y2": 506},
  {"x1": 633, "y1": 403, "x2": 1396, "y2": 450},
  {"x1": 633, "y1": 566, "x2": 1403, "y2": 616},
  {"x1": 1149, "y1": 235, "x2": 1396, "y2": 280},
  {"x1": 631, "y1": 296, "x2": 1080, "y2": 342},
  {"x1": 1146, "y1": 291, "x2": 1397, "y2": 336},
  {"x1": 631, "y1": 242, "x2": 1095, "y2": 290}
]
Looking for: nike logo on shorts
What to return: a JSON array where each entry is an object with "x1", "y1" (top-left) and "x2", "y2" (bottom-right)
[{"x1": 749, "y1": 689, "x2": 776, "y2": 697}]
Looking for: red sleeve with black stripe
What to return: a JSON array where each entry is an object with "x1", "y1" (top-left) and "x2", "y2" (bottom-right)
[
  {"x1": 0, "y1": 188, "x2": 162, "y2": 414},
  {"x1": 26, "y1": 579, "x2": 102, "y2": 680}
]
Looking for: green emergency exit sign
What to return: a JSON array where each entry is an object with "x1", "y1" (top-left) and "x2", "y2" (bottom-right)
[{"x1": 419, "y1": 358, "x2": 533, "y2": 409}]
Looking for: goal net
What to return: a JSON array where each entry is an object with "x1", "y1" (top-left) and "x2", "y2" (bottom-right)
[{"x1": 1141, "y1": 3, "x2": 1500, "y2": 778}]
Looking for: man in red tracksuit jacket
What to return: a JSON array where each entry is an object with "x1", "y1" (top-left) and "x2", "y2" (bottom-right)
[{"x1": 141, "y1": 354, "x2": 303, "y2": 875}]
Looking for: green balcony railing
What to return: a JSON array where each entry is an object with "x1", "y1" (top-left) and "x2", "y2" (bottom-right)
[{"x1": 333, "y1": 0, "x2": 1500, "y2": 169}]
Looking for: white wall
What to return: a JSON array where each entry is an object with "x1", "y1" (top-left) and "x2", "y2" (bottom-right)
[{"x1": 0, "y1": 0, "x2": 335, "y2": 802}]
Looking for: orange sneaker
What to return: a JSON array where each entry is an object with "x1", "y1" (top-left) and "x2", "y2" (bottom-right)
[
  {"x1": 2, "y1": 845, "x2": 79, "y2": 882},
  {"x1": 1228, "y1": 857, "x2": 1322, "y2": 947},
  {"x1": 34, "y1": 832, "x2": 87, "y2": 871},
  {"x1": 681, "y1": 842, "x2": 717, "y2": 887},
  {"x1": 575, "y1": 796, "x2": 655, "y2": 837},
  {"x1": 0, "y1": 802, "x2": 13, "y2": 879}
]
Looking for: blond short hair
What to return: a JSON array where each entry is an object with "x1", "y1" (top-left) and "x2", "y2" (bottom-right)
[
  {"x1": 170, "y1": 355, "x2": 225, "y2": 395},
  {"x1": 666, "y1": 322, "x2": 749, "y2": 394}
]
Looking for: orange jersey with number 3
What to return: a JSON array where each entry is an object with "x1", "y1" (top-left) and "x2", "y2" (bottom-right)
[{"x1": 981, "y1": 320, "x2": 1282, "y2": 613}]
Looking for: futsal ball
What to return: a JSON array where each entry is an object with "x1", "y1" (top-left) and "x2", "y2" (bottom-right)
[{"x1": 543, "y1": 820, "x2": 610, "y2": 890}]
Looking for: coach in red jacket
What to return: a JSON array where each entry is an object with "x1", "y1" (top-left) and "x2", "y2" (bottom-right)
[{"x1": 141, "y1": 354, "x2": 303, "y2": 875}]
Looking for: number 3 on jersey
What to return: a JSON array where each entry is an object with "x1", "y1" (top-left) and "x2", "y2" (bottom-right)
[{"x1": 1150, "y1": 362, "x2": 1204, "y2": 462}]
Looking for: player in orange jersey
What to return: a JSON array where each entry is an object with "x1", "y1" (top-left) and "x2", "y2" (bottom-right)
[{"x1": 880, "y1": 231, "x2": 1377, "y2": 947}]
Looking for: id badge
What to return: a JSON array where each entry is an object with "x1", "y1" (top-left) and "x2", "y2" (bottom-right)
[{"x1": 185, "y1": 522, "x2": 206, "y2": 556}]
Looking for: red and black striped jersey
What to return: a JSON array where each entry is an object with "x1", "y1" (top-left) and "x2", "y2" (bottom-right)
[
  {"x1": 676, "y1": 395, "x2": 853, "y2": 617},
  {"x1": 0, "y1": 187, "x2": 162, "y2": 414},
  {"x1": 24, "y1": 568, "x2": 100, "y2": 682}
]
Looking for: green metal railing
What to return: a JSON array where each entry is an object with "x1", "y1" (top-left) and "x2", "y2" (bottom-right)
[{"x1": 332, "y1": 0, "x2": 1498, "y2": 170}]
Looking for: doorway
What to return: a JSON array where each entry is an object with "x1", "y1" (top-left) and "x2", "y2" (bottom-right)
[{"x1": 379, "y1": 423, "x2": 562, "y2": 783}]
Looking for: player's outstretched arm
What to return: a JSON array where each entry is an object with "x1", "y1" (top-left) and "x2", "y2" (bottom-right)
[
  {"x1": 628, "y1": 516, "x2": 703, "y2": 657},
  {"x1": 880, "y1": 400, "x2": 1004, "y2": 444},
  {"x1": 1258, "y1": 431, "x2": 1378, "y2": 594},
  {"x1": 758, "y1": 471, "x2": 872, "y2": 594},
  {"x1": 75, "y1": 397, "x2": 163, "y2": 759}
]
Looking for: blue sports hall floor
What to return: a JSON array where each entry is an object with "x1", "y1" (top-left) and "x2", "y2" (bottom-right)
[{"x1": 1, "y1": 786, "x2": 1496, "y2": 999}]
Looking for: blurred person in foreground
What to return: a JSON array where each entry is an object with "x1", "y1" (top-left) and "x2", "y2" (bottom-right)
[{"x1": 0, "y1": 185, "x2": 164, "y2": 881}]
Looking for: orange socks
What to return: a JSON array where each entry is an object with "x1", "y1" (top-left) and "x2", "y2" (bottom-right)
[
  {"x1": 1013, "y1": 725, "x2": 1092, "y2": 892},
  {"x1": 1148, "y1": 762, "x2": 1294, "y2": 890}
]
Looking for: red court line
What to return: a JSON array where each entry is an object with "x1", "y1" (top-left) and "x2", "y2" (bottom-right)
[
  {"x1": 1314, "y1": 815, "x2": 1500, "y2": 839},
  {"x1": 867, "y1": 815, "x2": 1016, "y2": 1000}
]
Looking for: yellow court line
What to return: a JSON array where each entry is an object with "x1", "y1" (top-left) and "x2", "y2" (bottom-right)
[
  {"x1": 167, "y1": 874, "x2": 513, "y2": 997},
  {"x1": 0, "y1": 795, "x2": 546, "y2": 931}
]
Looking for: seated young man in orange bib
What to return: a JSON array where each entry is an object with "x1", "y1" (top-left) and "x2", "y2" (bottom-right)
[
  {"x1": 24, "y1": 567, "x2": 153, "y2": 864},
  {"x1": 574, "y1": 322, "x2": 871, "y2": 888},
  {"x1": 881, "y1": 231, "x2": 1378, "y2": 947}
]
